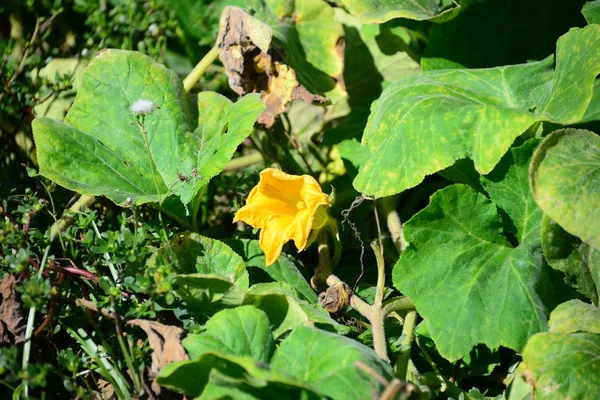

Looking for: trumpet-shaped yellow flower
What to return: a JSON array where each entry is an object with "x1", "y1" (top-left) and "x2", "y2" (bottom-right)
[{"x1": 234, "y1": 168, "x2": 329, "y2": 266}]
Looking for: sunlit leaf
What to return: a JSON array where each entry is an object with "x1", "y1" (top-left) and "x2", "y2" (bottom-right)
[
  {"x1": 355, "y1": 25, "x2": 600, "y2": 198},
  {"x1": 393, "y1": 185, "x2": 553, "y2": 360},
  {"x1": 530, "y1": 129, "x2": 600, "y2": 249}
]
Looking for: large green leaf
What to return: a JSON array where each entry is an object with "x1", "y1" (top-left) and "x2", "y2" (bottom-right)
[
  {"x1": 270, "y1": 326, "x2": 393, "y2": 400},
  {"x1": 323, "y1": 9, "x2": 420, "y2": 145},
  {"x1": 521, "y1": 333, "x2": 600, "y2": 399},
  {"x1": 338, "y1": 0, "x2": 461, "y2": 24},
  {"x1": 481, "y1": 139, "x2": 543, "y2": 245},
  {"x1": 354, "y1": 25, "x2": 600, "y2": 198},
  {"x1": 198, "y1": 373, "x2": 324, "y2": 400},
  {"x1": 183, "y1": 306, "x2": 274, "y2": 363},
  {"x1": 393, "y1": 184, "x2": 552, "y2": 361},
  {"x1": 530, "y1": 129, "x2": 600, "y2": 249},
  {"x1": 520, "y1": 299, "x2": 600, "y2": 399},
  {"x1": 246, "y1": 0, "x2": 345, "y2": 102},
  {"x1": 541, "y1": 215, "x2": 600, "y2": 305},
  {"x1": 157, "y1": 352, "x2": 321, "y2": 398},
  {"x1": 32, "y1": 50, "x2": 264, "y2": 219}
]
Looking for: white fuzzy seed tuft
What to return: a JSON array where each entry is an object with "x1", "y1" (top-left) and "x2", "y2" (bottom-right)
[{"x1": 130, "y1": 99, "x2": 155, "y2": 115}]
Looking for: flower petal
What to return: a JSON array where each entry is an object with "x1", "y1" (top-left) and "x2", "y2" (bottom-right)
[
  {"x1": 259, "y1": 215, "x2": 295, "y2": 266},
  {"x1": 234, "y1": 168, "x2": 330, "y2": 265}
]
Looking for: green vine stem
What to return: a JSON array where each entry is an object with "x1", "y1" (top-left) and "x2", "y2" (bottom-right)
[
  {"x1": 381, "y1": 296, "x2": 415, "y2": 316},
  {"x1": 223, "y1": 151, "x2": 263, "y2": 171},
  {"x1": 182, "y1": 45, "x2": 219, "y2": 93},
  {"x1": 314, "y1": 233, "x2": 390, "y2": 361},
  {"x1": 394, "y1": 310, "x2": 417, "y2": 379}
]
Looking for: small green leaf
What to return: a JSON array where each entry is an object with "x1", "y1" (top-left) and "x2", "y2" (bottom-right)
[
  {"x1": 583, "y1": 1, "x2": 600, "y2": 26},
  {"x1": 338, "y1": 139, "x2": 371, "y2": 176},
  {"x1": 226, "y1": 238, "x2": 317, "y2": 303},
  {"x1": 541, "y1": 215, "x2": 600, "y2": 305},
  {"x1": 173, "y1": 274, "x2": 246, "y2": 317},
  {"x1": 393, "y1": 184, "x2": 551, "y2": 361},
  {"x1": 183, "y1": 306, "x2": 274, "y2": 363},
  {"x1": 243, "y1": 287, "x2": 349, "y2": 337},
  {"x1": 270, "y1": 326, "x2": 393, "y2": 400},
  {"x1": 481, "y1": 139, "x2": 543, "y2": 245},
  {"x1": 338, "y1": 0, "x2": 461, "y2": 23},
  {"x1": 548, "y1": 299, "x2": 600, "y2": 335},
  {"x1": 530, "y1": 129, "x2": 600, "y2": 249},
  {"x1": 166, "y1": 233, "x2": 249, "y2": 289},
  {"x1": 355, "y1": 25, "x2": 600, "y2": 198}
]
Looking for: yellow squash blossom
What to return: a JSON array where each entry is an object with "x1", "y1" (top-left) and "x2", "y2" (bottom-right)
[{"x1": 234, "y1": 168, "x2": 330, "y2": 266}]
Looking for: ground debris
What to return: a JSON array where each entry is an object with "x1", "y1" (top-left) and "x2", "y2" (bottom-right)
[
  {"x1": 128, "y1": 319, "x2": 188, "y2": 395},
  {"x1": 0, "y1": 274, "x2": 26, "y2": 345}
]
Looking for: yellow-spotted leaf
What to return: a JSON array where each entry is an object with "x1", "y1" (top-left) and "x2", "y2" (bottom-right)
[
  {"x1": 393, "y1": 184, "x2": 556, "y2": 361},
  {"x1": 355, "y1": 25, "x2": 600, "y2": 198},
  {"x1": 519, "y1": 299, "x2": 600, "y2": 399},
  {"x1": 530, "y1": 129, "x2": 600, "y2": 249}
]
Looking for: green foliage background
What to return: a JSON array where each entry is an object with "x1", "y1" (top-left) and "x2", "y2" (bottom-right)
[{"x1": 1, "y1": 0, "x2": 600, "y2": 399}]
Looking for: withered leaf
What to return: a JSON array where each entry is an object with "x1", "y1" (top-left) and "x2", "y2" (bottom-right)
[
  {"x1": 128, "y1": 319, "x2": 188, "y2": 396},
  {"x1": 127, "y1": 319, "x2": 188, "y2": 376},
  {"x1": 0, "y1": 274, "x2": 26, "y2": 345},
  {"x1": 217, "y1": 6, "x2": 328, "y2": 128}
]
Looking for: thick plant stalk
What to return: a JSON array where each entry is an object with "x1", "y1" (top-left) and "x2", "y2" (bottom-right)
[
  {"x1": 183, "y1": 46, "x2": 219, "y2": 92},
  {"x1": 314, "y1": 234, "x2": 391, "y2": 361},
  {"x1": 379, "y1": 196, "x2": 407, "y2": 254}
]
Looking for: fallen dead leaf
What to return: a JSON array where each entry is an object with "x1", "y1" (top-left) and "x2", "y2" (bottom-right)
[
  {"x1": 127, "y1": 319, "x2": 188, "y2": 395},
  {"x1": 0, "y1": 274, "x2": 26, "y2": 345},
  {"x1": 217, "y1": 6, "x2": 327, "y2": 128}
]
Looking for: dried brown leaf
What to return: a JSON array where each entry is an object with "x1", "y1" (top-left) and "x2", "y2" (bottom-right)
[
  {"x1": 0, "y1": 274, "x2": 26, "y2": 345},
  {"x1": 217, "y1": 6, "x2": 326, "y2": 128},
  {"x1": 127, "y1": 319, "x2": 188, "y2": 383}
]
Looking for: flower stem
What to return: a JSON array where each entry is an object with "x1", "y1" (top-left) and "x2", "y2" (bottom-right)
[
  {"x1": 371, "y1": 307, "x2": 388, "y2": 362},
  {"x1": 183, "y1": 46, "x2": 219, "y2": 93}
]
